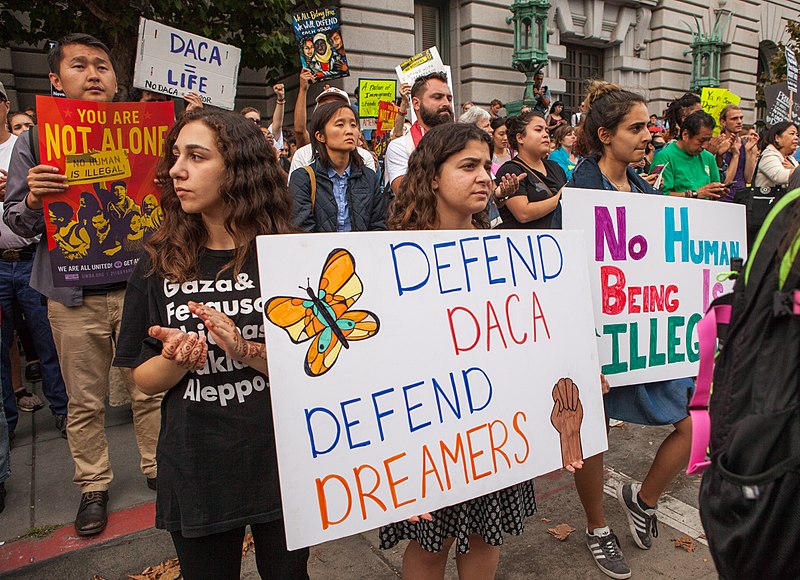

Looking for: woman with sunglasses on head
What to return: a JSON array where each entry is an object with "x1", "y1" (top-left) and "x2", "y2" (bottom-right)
[{"x1": 754, "y1": 121, "x2": 799, "y2": 189}]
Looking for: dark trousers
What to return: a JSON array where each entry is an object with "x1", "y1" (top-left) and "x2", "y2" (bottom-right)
[
  {"x1": 0, "y1": 259, "x2": 68, "y2": 432},
  {"x1": 171, "y1": 520, "x2": 310, "y2": 580}
]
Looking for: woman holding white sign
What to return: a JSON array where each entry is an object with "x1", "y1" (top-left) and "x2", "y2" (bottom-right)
[
  {"x1": 567, "y1": 81, "x2": 696, "y2": 580},
  {"x1": 114, "y1": 109, "x2": 309, "y2": 580},
  {"x1": 381, "y1": 123, "x2": 581, "y2": 579}
]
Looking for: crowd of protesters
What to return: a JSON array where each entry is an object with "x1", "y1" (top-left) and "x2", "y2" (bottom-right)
[{"x1": 1, "y1": 30, "x2": 799, "y2": 580}]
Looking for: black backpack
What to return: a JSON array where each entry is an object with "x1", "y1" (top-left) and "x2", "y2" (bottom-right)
[{"x1": 699, "y1": 188, "x2": 800, "y2": 579}]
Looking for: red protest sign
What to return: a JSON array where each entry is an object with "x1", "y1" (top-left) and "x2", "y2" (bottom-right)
[
  {"x1": 376, "y1": 100, "x2": 399, "y2": 132},
  {"x1": 36, "y1": 95, "x2": 174, "y2": 287}
]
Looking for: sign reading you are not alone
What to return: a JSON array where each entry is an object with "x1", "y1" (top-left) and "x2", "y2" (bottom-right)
[{"x1": 257, "y1": 230, "x2": 607, "y2": 550}]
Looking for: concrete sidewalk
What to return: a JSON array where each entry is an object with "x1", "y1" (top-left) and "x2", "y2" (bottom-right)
[{"x1": 0, "y1": 380, "x2": 718, "y2": 579}]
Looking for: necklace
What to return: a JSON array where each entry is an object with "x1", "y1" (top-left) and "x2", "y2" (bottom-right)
[{"x1": 603, "y1": 172, "x2": 631, "y2": 192}]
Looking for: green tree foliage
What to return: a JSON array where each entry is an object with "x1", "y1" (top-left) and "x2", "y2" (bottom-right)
[{"x1": 0, "y1": 1, "x2": 316, "y2": 98}]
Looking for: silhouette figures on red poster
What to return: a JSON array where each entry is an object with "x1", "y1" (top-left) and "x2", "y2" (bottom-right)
[{"x1": 36, "y1": 95, "x2": 174, "y2": 286}]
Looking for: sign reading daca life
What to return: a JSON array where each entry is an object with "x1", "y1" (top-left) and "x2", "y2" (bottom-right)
[
  {"x1": 36, "y1": 95, "x2": 174, "y2": 287},
  {"x1": 257, "y1": 230, "x2": 606, "y2": 549},
  {"x1": 561, "y1": 189, "x2": 747, "y2": 387},
  {"x1": 133, "y1": 18, "x2": 242, "y2": 110}
]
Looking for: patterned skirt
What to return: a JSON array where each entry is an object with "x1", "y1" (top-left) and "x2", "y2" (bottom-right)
[{"x1": 378, "y1": 480, "x2": 536, "y2": 554}]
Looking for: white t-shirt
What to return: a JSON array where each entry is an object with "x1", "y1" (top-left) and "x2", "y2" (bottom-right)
[
  {"x1": 287, "y1": 143, "x2": 376, "y2": 180},
  {"x1": 0, "y1": 133, "x2": 16, "y2": 170},
  {"x1": 0, "y1": 133, "x2": 39, "y2": 248},
  {"x1": 384, "y1": 132, "x2": 414, "y2": 192}
]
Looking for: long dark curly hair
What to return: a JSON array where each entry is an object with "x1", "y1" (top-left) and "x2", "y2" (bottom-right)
[
  {"x1": 145, "y1": 108, "x2": 295, "y2": 283},
  {"x1": 388, "y1": 123, "x2": 492, "y2": 231}
]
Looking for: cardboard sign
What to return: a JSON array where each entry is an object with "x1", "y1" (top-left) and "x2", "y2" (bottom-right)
[
  {"x1": 359, "y1": 118, "x2": 377, "y2": 131},
  {"x1": 764, "y1": 82, "x2": 800, "y2": 125},
  {"x1": 395, "y1": 47, "x2": 453, "y2": 124},
  {"x1": 257, "y1": 230, "x2": 607, "y2": 549},
  {"x1": 396, "y1": 47, "x2": 445, "y2": 85},
  {"x1": 561, "y1": 189, "x2": 747, "y2": 387},
  {"x1": 37, "y1": 95, "x2": 174, "y2": 287},
  {"x1": 372, "y1": 129, "x2": 393, "y2": 160},
  {"x1": 787, "y1": 48, "x2": 798, "y2": 94},
  {"x1": 358, "y1": 79, "x2": 397, "y2": 119},
  {"x1": 700, "y1": 88, "x2": 740, "y2": 136},
  {"x1": 292, "y1": 7, "x2": 349, "y2": 82},
  {"x1": 133, "y1": 18, "x2": 241, "y2": 110}
]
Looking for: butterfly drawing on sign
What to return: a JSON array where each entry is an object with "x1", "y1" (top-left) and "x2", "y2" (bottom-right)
[{"x1": 265, "y1": 248, "x2": 380, "y2": 377}]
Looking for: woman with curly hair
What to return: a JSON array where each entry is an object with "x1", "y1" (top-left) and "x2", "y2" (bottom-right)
[
  {"x1": 383, "y1": 123, "x2": 580, "y2": 578},
  {"x1": 114, "y1": 108, "x2": 309, "y2": 580}
]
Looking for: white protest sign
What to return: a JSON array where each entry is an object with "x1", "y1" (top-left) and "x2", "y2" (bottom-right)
[
  {"x1": 787, "y1": 48, "x2": 798, "y2": 94},
  {"x1": 133, "y1": 18, "x2": 241, "y2": 110},
  {"x1": 561, "y1": 189, "x2": 747, "y2": 387},
  {"x1": 395, "y1": 47, "x2": 454, "y2": 123},
  {"x1": 257, "y1": 230, "x2": 606, "y2": 549}
]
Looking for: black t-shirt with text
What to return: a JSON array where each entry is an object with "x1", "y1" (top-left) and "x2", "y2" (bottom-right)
[{"x1": 114, "y1": 249, "x2": 282, "y2": 538}]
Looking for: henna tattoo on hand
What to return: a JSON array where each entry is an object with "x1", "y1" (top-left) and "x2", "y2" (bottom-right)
[{"x1": 232, "y1": 332, "x2": 267, "y2": 362}]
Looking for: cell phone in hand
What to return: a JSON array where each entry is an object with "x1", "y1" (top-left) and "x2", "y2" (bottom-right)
[{"x1": 649, "y1": 164, "x2": 666, "y2": 175}]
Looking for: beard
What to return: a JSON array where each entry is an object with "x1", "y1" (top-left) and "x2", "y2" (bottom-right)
[{"x1": 420, "y1": 104, "x2": 453, "y2": 127}]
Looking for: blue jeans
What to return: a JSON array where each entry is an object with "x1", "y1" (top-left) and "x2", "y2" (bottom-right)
[
  {"x1": 0, "y1": 380, "x2": 9, "y2": 485},
  {"x1": 0, "y1": 259, "x2": 68, "y2": 433}
]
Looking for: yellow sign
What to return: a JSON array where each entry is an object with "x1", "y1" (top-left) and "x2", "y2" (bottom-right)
[
  {"x1": 701, "y1": 88, "x2": 741, "y2": 136},
  {"x1": 358, "y1": 78, "x2": 397, "y2": 119},
  {"x1": 65, "y1": 149, "x2": 132, "y2": 185}
]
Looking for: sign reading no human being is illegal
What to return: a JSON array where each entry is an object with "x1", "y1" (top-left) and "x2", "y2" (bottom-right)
[
  {"x1": 561, "y1": 188, "x2": 746, "y2": 387},
  {"x1": 257, "y1": 230, "x2": 606, "y2": 549}
]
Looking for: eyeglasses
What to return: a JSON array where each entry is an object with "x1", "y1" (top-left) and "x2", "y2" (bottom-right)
[{"x1": 250, "y1": 117, "x2": 262, "y2": 126}]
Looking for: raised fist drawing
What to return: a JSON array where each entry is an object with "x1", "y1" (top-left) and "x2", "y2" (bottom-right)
[{"x1": 550, "y1": 377, "x2": 584, "y2": 469}]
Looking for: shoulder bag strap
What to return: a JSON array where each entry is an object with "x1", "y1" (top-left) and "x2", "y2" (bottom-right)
[
  {"x1": 510, "y1": 158, "x2": 555, "y2": 197},
  {"x1": 303, "y1": 165, "x2": 317, "y2": 211}
]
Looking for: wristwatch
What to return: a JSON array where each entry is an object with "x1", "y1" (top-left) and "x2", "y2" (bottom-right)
[{"x1": 690, "y1": 190, "x2": 698, "y2": 198}]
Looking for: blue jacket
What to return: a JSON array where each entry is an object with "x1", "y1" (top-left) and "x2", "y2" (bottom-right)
[
  {"x1": 289, "y1": 160, "x2": 388, "y2": 232},
  {"x1": 567, "y1": 155, "x2": 661, "y2": 195}
]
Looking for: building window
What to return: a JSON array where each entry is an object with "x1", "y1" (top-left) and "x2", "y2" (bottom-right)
[
  {"x1": 561, "y1": 44, "x2": 604, "y2": 110},
  {"x1": 415, "y1": 0, "x2": 449, "y2": 62}
]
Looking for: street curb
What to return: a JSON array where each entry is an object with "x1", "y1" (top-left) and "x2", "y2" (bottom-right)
[{"x1": 0, "y1": 501, "x2": 165, "y2": 578}]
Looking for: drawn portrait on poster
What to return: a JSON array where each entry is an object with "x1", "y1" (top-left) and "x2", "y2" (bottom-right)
[
  {"x1": 292, "y1": 7, "x2": 349, "y2": 82},
  {"x1": 36, "y1": 95, "x2": 174, "y2": 287}
]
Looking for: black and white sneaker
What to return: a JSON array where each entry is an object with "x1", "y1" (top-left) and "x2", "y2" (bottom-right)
[
  {"x1": 617, "y1": 482, "x2": 658, "y2": 549},
  {"x1": 586, "y1": 528, "x2": 631, "y2": 579}
]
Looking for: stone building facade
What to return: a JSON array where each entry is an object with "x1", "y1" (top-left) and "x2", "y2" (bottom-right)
[{"x1": 1, "y1": 1, "x2": 798, "y2": 123}]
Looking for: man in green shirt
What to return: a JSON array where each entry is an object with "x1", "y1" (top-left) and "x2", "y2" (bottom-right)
[{"x1": 651, "y1": 110, "x2": 726, "y2": 200}]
